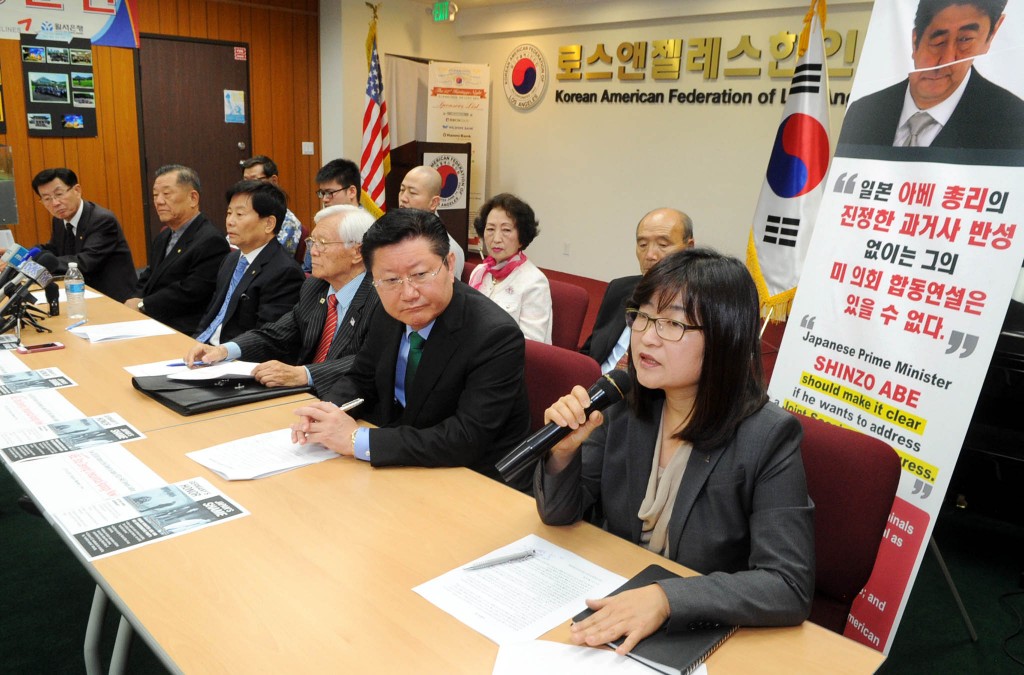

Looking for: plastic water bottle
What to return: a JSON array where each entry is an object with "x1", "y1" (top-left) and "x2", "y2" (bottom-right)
[{"x1": 65, "y1": 261, "x2": 87, "y2": 322}]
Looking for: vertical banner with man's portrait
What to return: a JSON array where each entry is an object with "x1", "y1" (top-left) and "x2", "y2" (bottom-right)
[{"x1": 769, "y1": 0, "x2": 1024, "y2": 653}]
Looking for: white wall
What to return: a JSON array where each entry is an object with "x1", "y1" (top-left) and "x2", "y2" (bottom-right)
[
  {"x1": 320, "y1": 0, "x2": 461, "y2": 162},
  {"x1": 323, "y1": 0, "x2": 874, "y2": 281}
]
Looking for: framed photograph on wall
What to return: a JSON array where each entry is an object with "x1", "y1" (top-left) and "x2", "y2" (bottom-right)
[{"x1": 21, "y1": 34, "x2": 97, "y2": 138}]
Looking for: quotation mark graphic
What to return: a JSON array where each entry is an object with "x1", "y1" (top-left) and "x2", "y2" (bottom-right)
[{"x1": 945, "y1": 331, "x2": 978, "y2": 358}]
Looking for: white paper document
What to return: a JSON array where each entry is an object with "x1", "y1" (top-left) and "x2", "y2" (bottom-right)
[
  {"x1": 68, "y1": 319, "x2": 175, "y2": 342},
  {"x1": 13, "y1": 444, "x2": 166, "y2": 513},
  {"x1": 493, "y1": 641, "x2": 660, "y2": 675},
  {"x1": 0, "y1": 367, "x2": 76, "y2": 396},
  {"x1": 168, "y1": 360, "x2": 259, "y2": 381},
  {"x1": 50, "y1": 476, "x2": 249, "y2": 560},
  {"x1": 0, "y1": 412, "x2": 144, "y2": 463},
  {"x1": 35, "y1": 287, "x2": 102, "y2": 304},
  {"x1": 0, "y1": 389, "x2": 83, "y2": 430},
  {"x1": 0, "y1": 349, "x2": 30, "y2": 373},
  {"x1": 123, "y1": 359, "x2": 191, "y2": 377},
  {"x1": 186, "y1": 427, "x2": 337, "y2": 480},
  {"x1": 414, "y1": 534, "x2": 627, "y2": 646}
]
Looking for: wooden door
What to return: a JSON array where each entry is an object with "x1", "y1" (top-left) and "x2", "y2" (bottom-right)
[{"x1": 137, "y1": 36, "x2": 251, "y2": 263}]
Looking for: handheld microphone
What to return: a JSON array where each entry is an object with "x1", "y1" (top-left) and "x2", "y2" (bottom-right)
[{"x1": 496, "y1": 369, "x2": 632, "y2": 483}]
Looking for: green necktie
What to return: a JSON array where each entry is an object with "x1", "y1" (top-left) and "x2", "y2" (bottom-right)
[{"x1": 405, "y1": 331, "x2": 425, "y2": 395}]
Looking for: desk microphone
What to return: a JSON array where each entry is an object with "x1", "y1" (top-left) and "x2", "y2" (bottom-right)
[
  {"x1": 496, "y1": 369, "x2": 631, "y2": 483},
  {"x1": 45, "y1": 282, "x2": 60, "y2": 316},
  {"x1": 1, "y1": 260, "x2": 53, "y2": 312},
  {"x1": 0, "y1": 244, "x2": 31, "y2": 288}
]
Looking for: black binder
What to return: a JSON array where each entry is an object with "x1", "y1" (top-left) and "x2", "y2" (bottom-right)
[
  {"x1": 131, "y1": 374, "x2": 309, "y2": 416},
  {"x1": 573, "y1": 564, "x2": 736, "y2": 675}
]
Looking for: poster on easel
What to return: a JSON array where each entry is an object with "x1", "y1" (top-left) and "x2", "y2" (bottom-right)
[
  {"x1": 21, "y1": 34, "x2": 97, "y2": 138},
  {"x1": 769, "y1": 0, "x2": 1024, "y2": 653}
]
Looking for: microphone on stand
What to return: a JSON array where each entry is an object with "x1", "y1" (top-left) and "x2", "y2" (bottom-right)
[{"x1": 496, "y1": 369, "x2": 632, "y2": 483}]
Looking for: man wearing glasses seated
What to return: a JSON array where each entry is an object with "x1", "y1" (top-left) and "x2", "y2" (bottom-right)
[
  {"x1": 290, "y1": 209, "x2": 532, "y2": 488},
  {"x1": 185, "y1": 205, "x2": 380, "y2": 395}
]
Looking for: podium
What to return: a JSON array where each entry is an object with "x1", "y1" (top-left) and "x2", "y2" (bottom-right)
[{"x1": 386, "y1": 141, "x2": 472, "y2": 258}]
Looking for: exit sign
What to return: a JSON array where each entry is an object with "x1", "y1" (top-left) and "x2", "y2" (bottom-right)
[{"x1": 433, "y1": 1, "x2": 450, "y2": 22}]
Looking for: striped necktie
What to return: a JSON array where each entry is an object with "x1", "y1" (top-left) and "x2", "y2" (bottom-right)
[{"x1": 313, "y1": 294, "x2": 339, "y2": 363}]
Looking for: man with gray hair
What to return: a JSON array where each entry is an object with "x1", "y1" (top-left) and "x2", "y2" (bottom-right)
[
  {"x1": 127, "y1": 164, "x2": 229, "y2": 334},
  {"x1": 185, "y1": 204, "x2": 380, "y2": 395}
]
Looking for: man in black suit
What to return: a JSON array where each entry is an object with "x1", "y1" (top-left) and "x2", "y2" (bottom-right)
[
  {"x1": 290, "y1": 209, "x2": 531, "y2": 485},
  {"x1": 185, "y1": 205, "x2": 379, "y2": 395},
  {"x1": 26, "y1": 167, "x2": 137, "y2": 301},
  {"x1": 840, "y1": 0, "x2": 1024, "y2": 149},
  {"x1": 126, "y1": 165, "x2": 229, "y2": 334},
  {"x1": 192, "y1": 180, "x2": 304, "y2": 345},
  {"x1": 580, "y1": 207, "x2": 694, "y2": 372}
]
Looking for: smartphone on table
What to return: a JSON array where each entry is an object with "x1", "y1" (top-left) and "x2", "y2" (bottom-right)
[{"x1": 15, "y1": 342, "x2": 65, "y2": 354}]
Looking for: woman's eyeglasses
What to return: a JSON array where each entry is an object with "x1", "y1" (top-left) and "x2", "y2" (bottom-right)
[{"x1": 625, "y1": 308, "x2": 702, "y2": 342}]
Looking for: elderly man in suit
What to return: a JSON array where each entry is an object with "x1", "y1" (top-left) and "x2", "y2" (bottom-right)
[
  {"x1": 192, "y1": 180, "x2": 304, "y2": 345},
  {"x1": 17, "y1": 167, "x2": 137, "y2": 301},
  {"x1": 581, "y1": 208, "x2": 694, "y2": 373},
  {"x1": 290, "y1": 208, "x2": 531, "y2": 486},
  {"x1": 840, "y1": 0, "x2": 1024, "y2": 149},
  {"x1": 185, "y1": 205, "x2": 379, "y2": 395},
  {"x1": 126, "y1": 165, "x2": 229, "y2": 334}
]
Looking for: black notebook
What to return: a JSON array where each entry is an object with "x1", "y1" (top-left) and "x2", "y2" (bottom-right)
[{"x1": 573, "y1": 564, "x2": 736, "y2": 675}]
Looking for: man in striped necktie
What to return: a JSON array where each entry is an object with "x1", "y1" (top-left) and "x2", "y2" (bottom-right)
[{"x1": 185, "y1": 205, "x2": 380, "y2": 396}]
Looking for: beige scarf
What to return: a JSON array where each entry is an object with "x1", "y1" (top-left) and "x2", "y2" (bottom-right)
[{"x1": 638, "y1": 408, "x2": 692, "y2": 557}]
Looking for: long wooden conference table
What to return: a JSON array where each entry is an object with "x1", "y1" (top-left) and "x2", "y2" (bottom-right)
[{"x1": 7, "y1": 291, "x2": 886, "y2": 674}]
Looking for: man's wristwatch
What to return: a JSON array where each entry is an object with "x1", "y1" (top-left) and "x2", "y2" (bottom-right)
[{"x1": 137, "y1": 300, "x2": 145, "y2": 313}]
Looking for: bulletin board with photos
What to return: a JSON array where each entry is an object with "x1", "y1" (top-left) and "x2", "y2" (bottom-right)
[{"x1": 20, "y1": 34, "x2": 96, "y2": 138}]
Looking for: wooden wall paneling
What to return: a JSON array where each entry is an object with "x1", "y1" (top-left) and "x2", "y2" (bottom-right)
[
  {"x1": 158, "y1": 2, "x2": 179, "y2": 35},
  {"x1": 190, "y1": 0, "x2": 210, "y2": 39},
  {"x1": 108, "y1": 50, "x2": 147, "y2": 260},
  {"x1": 215, "y1": 3, "x2": 242, "y2": 43}
]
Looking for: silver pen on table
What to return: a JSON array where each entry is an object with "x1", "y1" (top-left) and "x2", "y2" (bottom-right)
[
  {"x1": 464, "y1": 549, "x2": 536, "y2": 571},
  {"x1": 338, "y1": 398, "x2": 364, "y2": 412}
]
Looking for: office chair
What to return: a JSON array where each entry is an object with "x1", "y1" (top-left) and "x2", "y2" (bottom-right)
[
  {"x1": 793, "y1": 412, "x2": 901, "y2": 633},
  {"x1": 524, "y1": 339, "x2": 601, "y2": 433}
]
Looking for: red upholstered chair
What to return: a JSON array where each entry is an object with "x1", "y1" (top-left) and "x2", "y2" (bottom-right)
[
  {"x1": 461, "y1": 260, "x2": 478, "y2": 284},
  {"x1": 524, "y1": 340, "x2": 601, "y2": 433},
  {"x1": 793, "y1": 412, "x2": 901, "y2": 633},
  {"x1": 548, "y1": 278, "x2": 590, "y2": 351}
]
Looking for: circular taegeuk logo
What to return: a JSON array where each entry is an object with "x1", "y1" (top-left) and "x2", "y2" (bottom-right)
[
  {"x1": 428, "y1": 155, "x2": 468, "y2": 209},
  {"x1": 503, "y1": 44, "x2": 547, "y2": 110}
]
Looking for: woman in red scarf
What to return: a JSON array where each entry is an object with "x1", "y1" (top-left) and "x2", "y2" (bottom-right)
[{"x1": 468, "y1": 193, "x2": 553, "y2": 343}]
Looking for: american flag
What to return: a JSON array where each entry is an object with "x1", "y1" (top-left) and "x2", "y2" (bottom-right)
[{"x1": 361, "y1": 15, "x2": 390, "y2": 218}]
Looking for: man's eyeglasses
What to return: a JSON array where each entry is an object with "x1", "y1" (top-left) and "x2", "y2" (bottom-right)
[
  {"x1": 39, "y1": 188, "x2": 73, "y2": 205},
  {"x1": 305, "y1": 237, "x2": 355, "y2": 252},
  {"x1": 316, "y1": 186, "x2": 350, "y2": 200},
  {"x1": 625, "y1": 308, "x2": 702, "y2": 342},
  {"x1": 372, "y1": 263, "x2": 445, "y2": 292}
]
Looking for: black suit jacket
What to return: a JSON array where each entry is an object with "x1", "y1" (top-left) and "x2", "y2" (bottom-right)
[
  {"x1": 840, "y1": 69, "x2": 1024, "y2": 150},
  {"x1": 40, "y1": 200, "x2": 137, "y2": 302},
  {"x1": 194, "y1": 239, "x2": 304, "y2": 345},
  {"x1": 134, "y1": 213, "x2": 230, "y2": 335},
  {"x1": 323, "y1": 281, "x2": 531, "y2": 485},
  {"x1": 579, "y1": 275, "x2": 640, "y2": 366},
  {"x1": 232, "y1": 273, "x2": 380, "y2": 395}
]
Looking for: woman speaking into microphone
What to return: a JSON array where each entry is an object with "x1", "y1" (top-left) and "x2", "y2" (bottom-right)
[{"x1": 535, "y1": 248, "x2": 814, "y2": 654}]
